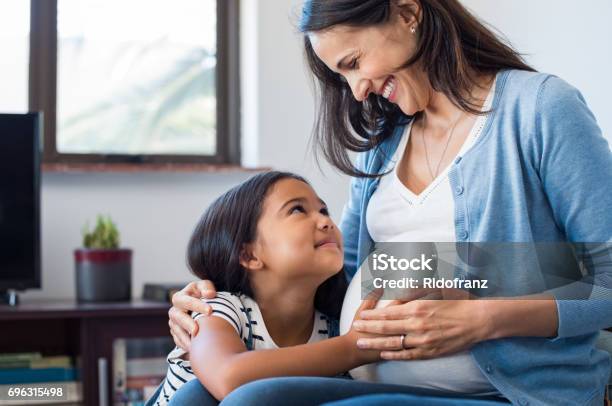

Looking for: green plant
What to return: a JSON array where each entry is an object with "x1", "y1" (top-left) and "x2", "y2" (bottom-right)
[{"x1": 82, "y1": 215, "x2": 120, "y2": 249}]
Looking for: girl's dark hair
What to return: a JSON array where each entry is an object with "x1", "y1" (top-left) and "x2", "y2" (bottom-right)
[
  {"x1": 299, "y1": 0, "x2": 536, "y2": 177},
  {"x1": 187, "y1": 171, "x2": 348, "y2": 319}
]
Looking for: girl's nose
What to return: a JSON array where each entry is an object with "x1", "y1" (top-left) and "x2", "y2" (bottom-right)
[{"x1": 317, "y1": 214, "x2": 335, "y2": 230}]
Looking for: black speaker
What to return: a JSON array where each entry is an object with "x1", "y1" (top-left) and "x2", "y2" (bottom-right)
[{"x1": 0, "y1": 112, "x2": 42, "y2": 301}]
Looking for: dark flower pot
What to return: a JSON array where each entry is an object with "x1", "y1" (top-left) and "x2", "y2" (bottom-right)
[{"x1": 74, "y1": 248, "x2": 132, "y2": 302}]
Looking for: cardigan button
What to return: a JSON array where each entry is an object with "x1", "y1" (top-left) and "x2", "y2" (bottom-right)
[
  {"x1": 454, "y1": 156, "x2": 462, "y2": 164},
  {"x1": 455, "y1": 186, "x2": 464, "y2": 196},
  {"x1": 518, "y1": 398, "x2": 529, "y2": 405},
  {"x1": 459, "y1": 230, "x2": 468, "y2": 240},
  {"x1": 485, "y1": 364, "x2": 493, "y2": 374}
]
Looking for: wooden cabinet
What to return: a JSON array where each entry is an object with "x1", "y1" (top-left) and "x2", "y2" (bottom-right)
[{"x1": 0, "y1": 300, "x2": 170, "y2": 405}]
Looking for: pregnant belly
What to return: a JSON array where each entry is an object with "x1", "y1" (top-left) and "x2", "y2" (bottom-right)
[{"x1": 339, "y1": 268, "x2": 498, "y2": 395}]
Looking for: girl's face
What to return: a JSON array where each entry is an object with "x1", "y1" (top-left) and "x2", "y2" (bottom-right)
[
  {"x1": 309, "y1": 8, "x2": 429, "y2": 116},
  {"x1": 246, "y1": 178, "x2": 343, "y2": 281}
]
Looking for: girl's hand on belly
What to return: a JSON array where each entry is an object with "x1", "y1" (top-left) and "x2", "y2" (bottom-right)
[
  {"x1": 351, "y1": 298, "x2": 491, "y2": 360},
  {"x1": 343, "y1": 291, "x2": 387, "y2": 365}
]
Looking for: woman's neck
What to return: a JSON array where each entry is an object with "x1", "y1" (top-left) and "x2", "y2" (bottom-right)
[
  {"x1": 422, "y1": 72, "x2": 495, "y2": 133},
  {"x1": 250, "y1": 276, "x2": 320, "y2": 347}
]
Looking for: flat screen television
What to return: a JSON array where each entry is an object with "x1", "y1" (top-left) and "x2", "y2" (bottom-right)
[{"x1": 0, "y1": 113, "x2": 41, "y2": 303}]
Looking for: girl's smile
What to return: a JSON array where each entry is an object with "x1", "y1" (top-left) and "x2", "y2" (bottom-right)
[{"x1": 315, "y1": 237, "x2": 340, "y2": 249}]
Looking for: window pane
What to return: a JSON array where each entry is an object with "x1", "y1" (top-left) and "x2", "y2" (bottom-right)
[
  {"x1": 0, "y1": 1, "x2": 30, "y2": 113},
  {"x1": 57, "y1": 0, "x2": 216, "y2": 155}
]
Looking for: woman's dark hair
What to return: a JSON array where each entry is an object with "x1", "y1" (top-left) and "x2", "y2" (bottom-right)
[
  {"x1": 299, "y1": 0, "x2": 535, "y2": 177},
  {"x1": 187, "y1": 171, "x2": 348, "y2": 319}
]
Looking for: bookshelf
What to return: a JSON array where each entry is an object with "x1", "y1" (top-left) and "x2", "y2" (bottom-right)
[{"x1": 0, "y1": 300, "x2": 170, "y2": 405}]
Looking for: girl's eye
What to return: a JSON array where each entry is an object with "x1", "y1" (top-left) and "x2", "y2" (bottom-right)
[
  {"x1": 290, "y1": 205, "x2": 306, "y2": 215},
  {"x1": 348, "y1": 58, "x2": 359, "y2": 70},
  {"x1": 320, "y1": 207, "x2": 329, "y2": 216}
]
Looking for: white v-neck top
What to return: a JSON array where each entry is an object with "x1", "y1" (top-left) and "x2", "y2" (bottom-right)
[
  {"x1": 367, "y1": 78, "x2": 496, "y2": 243},
  {"x1": 363, "y1": 79, "x2": 500, "y2": 396}
]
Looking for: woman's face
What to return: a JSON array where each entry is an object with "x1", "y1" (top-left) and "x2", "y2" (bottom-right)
[
  {"x1": 309, "y1": 11, "x2": 429, "y2": 116},
  {"x1": 247, "y1": 178, "x2": 344, "y2": 282}
]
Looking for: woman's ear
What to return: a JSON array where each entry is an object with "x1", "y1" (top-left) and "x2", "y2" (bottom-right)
[
  {"x1": 239, "y1": 243, "x2": 264, "y2": 271},
  {"x1": 394, "y1": 0, "x2": 421, "y2": 26}
]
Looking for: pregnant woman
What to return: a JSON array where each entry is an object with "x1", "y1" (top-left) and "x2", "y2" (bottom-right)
[{"x1": 167, "y1": 0, "x2": 612, "y2": 405}]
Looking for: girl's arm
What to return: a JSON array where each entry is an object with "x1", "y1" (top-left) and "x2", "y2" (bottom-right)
[{"x1": 190, "y1": 304, "x2": 379, "y2": 400}]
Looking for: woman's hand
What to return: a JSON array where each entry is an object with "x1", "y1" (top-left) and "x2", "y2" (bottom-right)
[
  {"x1": 168, "y1": 280, "x2": 218, "y2": 351},
  {"x1": 352, "y1": 299, "x2": 490, "y2": 360}
]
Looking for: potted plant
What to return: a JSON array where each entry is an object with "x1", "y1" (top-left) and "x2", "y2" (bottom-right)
[{"x1": 74, "y1": 215, "x2": 132, "y2": 302}]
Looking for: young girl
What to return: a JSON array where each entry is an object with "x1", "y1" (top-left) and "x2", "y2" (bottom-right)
[{"x1": 151, "y1": 171, "x2": 380, "y2": 405}]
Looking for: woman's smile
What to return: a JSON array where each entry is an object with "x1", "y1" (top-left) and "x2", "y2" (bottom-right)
[{"x1": 381, "y1": 76, "x2": 398, "y2": 102}]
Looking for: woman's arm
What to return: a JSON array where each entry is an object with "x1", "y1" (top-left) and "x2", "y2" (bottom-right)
[
  {"x1": 483, "y1": 295, "x2": 558, "y2": 340},
  {"x1": 190, "y1": 303, "x2": 380, "y2": 400},
  {"x1": 532, "y1": 75, "x2": 612, "y2": 338}
]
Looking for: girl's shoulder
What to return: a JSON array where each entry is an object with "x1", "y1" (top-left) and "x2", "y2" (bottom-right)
[
  {"x1": 193, "y1": 291, "x2": 254, "y2": 337},
  {"x1": 194, "y1": 291, "x2": 245, "y2": 315}
]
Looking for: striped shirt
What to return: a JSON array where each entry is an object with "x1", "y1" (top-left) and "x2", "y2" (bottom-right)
[{"x1": 152, "y1": 291, "x2": 333, "y2": 405}]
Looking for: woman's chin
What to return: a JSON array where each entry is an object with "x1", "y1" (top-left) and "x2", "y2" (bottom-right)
[
  {"x1": 389, "y1": 91, "x2": 418, "y2": 116},
  {"x1": 397, "y1": 100, "x2": 418, "y2": 117}
]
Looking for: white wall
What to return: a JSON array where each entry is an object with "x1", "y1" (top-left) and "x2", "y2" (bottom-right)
[
  {"x1": 36, "y1": 172, "x2": 254, "y2": 300},
  {"x1": 25, "y1": 0, "x2": 612, "y2": 300},
  {"x1": 462, "y1": 0, "x2": 612, "y2": 142}
]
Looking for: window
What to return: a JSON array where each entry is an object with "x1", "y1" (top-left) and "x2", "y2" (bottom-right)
[
  {"x1": 0, "y1": 1, "x2": 30, "y2": 113},
  {"x1": 28, "y1": 0, "x2": 239, "y2": 166}
]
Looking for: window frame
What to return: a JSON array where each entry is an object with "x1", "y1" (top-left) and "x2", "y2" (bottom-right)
[{"x1": 29, "y1": 0, "x2": 240, "y2": 166}]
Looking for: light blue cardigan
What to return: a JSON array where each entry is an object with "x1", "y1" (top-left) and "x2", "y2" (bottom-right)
[{"x1": 339, "y1": 69, "x2": 612, "y2": 406}]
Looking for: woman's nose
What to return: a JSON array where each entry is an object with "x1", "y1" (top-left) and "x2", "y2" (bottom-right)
[{"x1": 347, "y1": 76, "x2": 371, "y2": 102}]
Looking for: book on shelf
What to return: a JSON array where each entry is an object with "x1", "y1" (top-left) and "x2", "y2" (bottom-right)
[
  {"x1": 0, "y1": 353, "x2": 72, "y2": 367},
  {"x1": 114, "y1": 338, "x2": 127, "y2": 402},
  {"x1": 116, "y1": 357, "x2": 165, "y2": 404},
  {"x1": 0, "y1": 353, "x2": 77, "y2": 385},
  {"x1": 142, "y1": 283, "x2": 189, "y2": 303},
  {"x1": 127, "y1": 375, "x2": 164, "y2": 404},
  {"x1": 113, "y1": 338, "x2": 172, "y2": 405},
  {"x1": 127, "y1": 358, "x2": 167, "y2": 377},
  {"x1": 0, "y1": 367, "x2": 78, "y2": 385},
  {"x1": 0, "y1": 353, "x2": 41, "y2": 363},
  {"x1": 0, "y1": 355, "x2": 71, "y2": 370}
]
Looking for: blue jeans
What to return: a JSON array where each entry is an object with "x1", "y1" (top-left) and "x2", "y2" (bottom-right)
[
  {"x1": 167, "y1": 378, "x2": 219, "y2": 406},
  {"x1": 170, "y1": 376, "x2": 511, "y2": 406}
]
